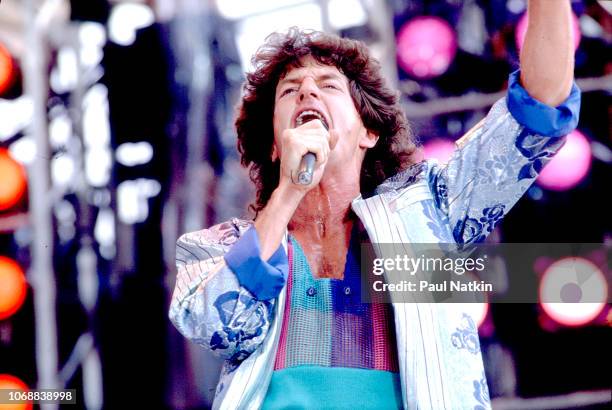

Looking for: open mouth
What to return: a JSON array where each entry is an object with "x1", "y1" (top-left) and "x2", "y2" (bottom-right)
[{"x1": 295, "y1": 110, "x2": 329, "y2": 130}]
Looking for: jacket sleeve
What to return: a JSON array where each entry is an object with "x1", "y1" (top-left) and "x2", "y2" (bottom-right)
[
  {"x1": 169, "y1": 222, "x2": 288, "y2": 368},
  {"x1": 432, "y1": 69, "x2": 581, "y2": 247}
]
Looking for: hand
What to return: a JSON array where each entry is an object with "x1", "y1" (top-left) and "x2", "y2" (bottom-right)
[
  {"x1": 276, "y1": 119, "x2": 338, "y2": 193},
  {"x1": 253, "y1": 120, "x2": 336, "y2": 259}
]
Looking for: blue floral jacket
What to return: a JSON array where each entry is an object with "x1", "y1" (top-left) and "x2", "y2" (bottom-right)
[{"x1": 169, "y1": 71, "x2": 580, "y2": 410}]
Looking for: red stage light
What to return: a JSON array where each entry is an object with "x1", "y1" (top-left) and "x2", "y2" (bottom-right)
[
  {"x1": 0, "y1": 374, "x2": 32, "y2": 410},
  {"x1": 396, "y1": 16, "x2": 457, "y2": 79},
  {"x1": 0, "y1": 256, "x2": 28, "y2": 321},
  {"x1": 0, "y1": 148, "x2": 28, "y2": 211},
  {"x1": 0, "y1": 43, "x2": 16, "y2": 95}
]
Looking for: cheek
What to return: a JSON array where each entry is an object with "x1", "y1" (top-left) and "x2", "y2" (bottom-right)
[
  {"x1": 273, "y1": 104, "x2": 292, "y2": 135},
  {"x1": 272, "y1": 110, "x2": 284, "y2": 144},
  {"x1": 344, "y1": 104, "x2": 364, "y2": 133},
  {"x1": 272, "y1": 107, "x2": 280, "y2": 131},
  {"x1": 346, "y1": 117, "x2": 368, "y2": 146}
]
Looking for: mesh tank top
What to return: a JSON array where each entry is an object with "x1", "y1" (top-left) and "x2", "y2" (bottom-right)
[{"x1": 273, "y1": 223, "x2": 399, "y2": 372}]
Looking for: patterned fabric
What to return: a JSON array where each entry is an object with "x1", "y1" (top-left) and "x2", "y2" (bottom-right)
[
  {"x1": 169, "y1": 74, "x2": 581, "y2": 410},
  {"x1": 224, "y1": 226, "x2": 288, "y2": 300},
  {"x1": 171, "y1": 218, "x2": 274, "y2": 362},
  {"x1": 273, "y1": 230, "x2": 399, "y2": 372}
]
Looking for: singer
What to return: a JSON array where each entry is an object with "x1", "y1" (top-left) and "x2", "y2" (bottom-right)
[{"x1": 170, "y1": 1, "x2": 580, "y2": 408}]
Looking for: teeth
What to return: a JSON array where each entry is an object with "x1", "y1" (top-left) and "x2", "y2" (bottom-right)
[{"x1": 296, "y1": 110, "x2": 326, "y2": 127}]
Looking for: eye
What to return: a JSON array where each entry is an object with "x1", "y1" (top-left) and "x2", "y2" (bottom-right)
[
  {"x1": 280, "y1": 87, "x2": 297, "y2": 97},
  {"x1": 323, "y1": 83, "x2": 339, "y2": 90}
]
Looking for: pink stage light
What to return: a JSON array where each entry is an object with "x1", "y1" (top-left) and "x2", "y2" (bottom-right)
[
  {"x1": 422, "y1": 138, "x2": 456, "y2": 164},
  {"x1": 537, "y1": 130, "x2": 591, "y2": 191},
  {"x1": 469, "y1": 302, "x2": 489, "y2": 329},
  {"x1": 539, "y1": 257, "x2": 608, "y2": 327},
  {"x1": 516, "y1": 11, "x2": 581, "y2": 52},
  {"x1": 462, "y1": 272, "x2": 490, "y2": 329},
  {"x1": 396, "y1": 16, "x2": 457, "y2": 79}
]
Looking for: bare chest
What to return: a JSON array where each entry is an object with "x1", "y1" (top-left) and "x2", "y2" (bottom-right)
[{"x1": 291, "y1": 221, "x2": 352, "y2": 280}]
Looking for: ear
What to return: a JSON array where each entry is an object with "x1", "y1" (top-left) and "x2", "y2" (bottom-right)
[
  {"x1": 359, "y1": 130, "x2": 379, "y2": 149},
  {"x1": 271, "y1": 144, "x2": 279, "y2": 161}
]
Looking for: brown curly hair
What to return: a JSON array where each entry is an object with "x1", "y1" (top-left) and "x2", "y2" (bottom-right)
[{"x1": 236, "y1": 28, "x2": 418, "y2": 215}]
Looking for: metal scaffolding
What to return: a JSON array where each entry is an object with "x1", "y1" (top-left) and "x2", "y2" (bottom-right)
[
  {"x1": 23, "y1": 1, "x2": 60, "y2": 409},
  {"x1": 22, "y1": 1, "x2": 104, "y2": 409}
]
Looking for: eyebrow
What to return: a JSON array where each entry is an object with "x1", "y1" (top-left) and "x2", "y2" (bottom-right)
[{"x1": 278, "y1": 72, "x2": 345, "y2": 87}]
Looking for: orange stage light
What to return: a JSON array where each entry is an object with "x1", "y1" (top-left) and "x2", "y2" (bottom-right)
[
  {"x1": 0, "y1": 149, "x2": 27, "y2": 212},
  {"x1": 0, "y1": 374, "x2": 32, "y2": 410},
  {"x1": 0, "y1": 257, "x2": 28, "y2": 321},
  {"x1": 0, "y1": 43, "x2": 15, "y2": 95}
]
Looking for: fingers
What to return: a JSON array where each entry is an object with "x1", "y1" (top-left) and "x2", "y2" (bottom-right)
[
  {"x1": 288, "y1": 133, "x2": 329, "y2": 165},
  {"x1": 278, "y1": 119, "x2": 335, "y2": 189},
  {"x1": 295, "y1": 120, "x2": 332, "y2": 163},
  {"x1": 281, "y1": 127, "x2": 330, "y2": 165},
  {"x1": 298, "y1": 120, "x2": 339, "y2": 152}
]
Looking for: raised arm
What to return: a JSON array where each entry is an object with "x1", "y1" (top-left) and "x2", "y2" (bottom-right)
[
  {"x1": 424, "y1": 0, "x2": 582, "y2": 247},
  {"x1": 520, "y1": 0, "x2": 575, "y2": 106}
]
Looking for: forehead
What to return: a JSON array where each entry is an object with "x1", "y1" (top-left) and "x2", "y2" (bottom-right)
[{"x1": 278, "y1": 56, "x2": 347, "y2": 84}]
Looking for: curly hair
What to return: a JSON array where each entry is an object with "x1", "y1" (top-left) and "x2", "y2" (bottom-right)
[{"x1": 235, "y1": 27, "x2": 418, "y2": 215}]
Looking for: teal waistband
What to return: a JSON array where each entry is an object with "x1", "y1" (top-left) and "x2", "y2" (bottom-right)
[{"x1": 261, "y1": 366, "x2": 403, "y2": 410}]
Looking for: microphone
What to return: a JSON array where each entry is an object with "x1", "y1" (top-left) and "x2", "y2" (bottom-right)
[
  {"x1": 297, "y1": 153, "x2": 316, "y2": 185},
  {"x1": 296, "y1": 119, "x2": 328, "y2": 185}
]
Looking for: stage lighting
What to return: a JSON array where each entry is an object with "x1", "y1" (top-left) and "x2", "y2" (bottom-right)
[
  {"x1": 0, "y1": 256, "x2": 28, "y2": 321},
  {"x1": 116, "y1": 142, "x2": 154, "y2": 167},
  {"x1": 0, "y1": 374, "x2": 32, "y2": 410},
  {"x1": 515, "y1": 11, "x2": 581, "y2": 52},
  {"x1": 422, "y1": 138, "x2": 456, "y2": 164},
  {"x1": 462, "y1": 301, "x2": 489, "y2": 330},
  {"x1": 537, "y1": 130, "x2": 591, "y2": 191},
  {"x1": 539, "y1": 257, "x2": 608, "y2": 327},
  {"x1": 0, "y1": 43, "x2": 16, "y2": 96},
  {"x1": 0, "y1": 148, "x2": 27, "y2": 212},
  {"x1": 396, "y1": 16, "x2": 457, "y2": 79},
  {"x1": 462, "y1": 270, "x2": 490, "y2": 329},
  {"x1": 108, "y1": 3, "x2": 155, "y2": 46}
]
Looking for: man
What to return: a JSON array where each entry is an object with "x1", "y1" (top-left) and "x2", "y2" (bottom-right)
[{"x1": 170, "y1": 1, "x2": 580, "y2": 408}]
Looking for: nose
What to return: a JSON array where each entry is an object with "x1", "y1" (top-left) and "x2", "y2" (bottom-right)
[{"x1": 298, "y1": 77, "x2": 319, "y2": 101}]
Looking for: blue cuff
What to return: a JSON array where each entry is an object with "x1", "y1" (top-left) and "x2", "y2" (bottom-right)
[
  {"x1": 506, "y1": 69, "x2": 581, "y2": 138},
  {"x1": 224, "y1": 226, "x2": 288, "y2": 300}
]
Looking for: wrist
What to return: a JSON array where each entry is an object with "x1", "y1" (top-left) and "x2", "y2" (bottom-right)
[
  {"x1": 274, "y1": 180, "x2": 306, "y2": 209},
  {"x1": 253, "y1": 182, "x2": 302, "y2": 260}
]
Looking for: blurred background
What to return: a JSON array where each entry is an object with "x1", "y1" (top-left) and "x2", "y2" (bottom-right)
[{"x1": 0, "y1": 0, "x2": 610, "y2": 409}]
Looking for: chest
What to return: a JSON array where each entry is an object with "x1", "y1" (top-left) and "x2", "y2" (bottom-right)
[
  {"x1": 272, "y1": 236, "x2": 399, "y2": 372},
  {"x1": 290, "y1": 221, "x2": 354, "y2": 279},
  {"x1": 301, "y1": 239, "x2": 348, "y2": 279}
]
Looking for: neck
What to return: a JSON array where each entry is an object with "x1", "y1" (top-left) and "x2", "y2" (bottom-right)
[
  {"x1": 288, "y1": 170, "x2": 361, "y2": 279},
  {"x1": 289, "y1": 172, "x2": 360, "y2": 234}
]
